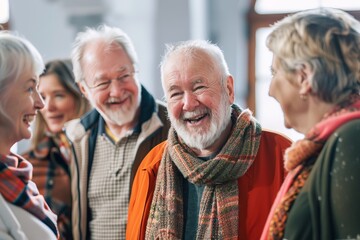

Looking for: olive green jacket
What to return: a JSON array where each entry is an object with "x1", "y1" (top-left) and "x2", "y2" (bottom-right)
[{"x1": 284, "y1": 119, "x2": 360, "y2": 239}]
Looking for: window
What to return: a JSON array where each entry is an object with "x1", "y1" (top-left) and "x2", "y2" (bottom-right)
[
  {"x1": 247, "y1": 0, "x2": 360, "y2": 141},
  {"x1": 256, "y1": 0, "x2": 360, "y2": 14},
  {"x1": 0, "y1": 0, "x2": 9, "y2": 30}
]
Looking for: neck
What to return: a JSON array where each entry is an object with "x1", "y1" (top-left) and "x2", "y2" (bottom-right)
[
  {"x1": 106, "y1": 122, "x2": 134, "y2": 140},
  {"x1": 192, "y1": 120, "x2": 233, "y2": 157},
  {"x1": 104, "y1": 108, "x2": 140, "y2": 140},
  {"x1": 0, "y1": 134, "x2": 13, "y2": 156},
  {"x1": 294, "y1": 97, "x2": 336, "y2": 135}
]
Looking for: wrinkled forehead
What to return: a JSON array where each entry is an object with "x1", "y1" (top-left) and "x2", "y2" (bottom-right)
[
  {"x1": 161, "y1": 49, "x2": 222, "y2": 95},
  {"x1": 164, "y1": 49, "x2": 217, "y2": 75},
  {"x1": 83, "y1": 41, "x2": 123, "y2": 61},
  {"x1": 82, "y1": 41, "x2": 133, "y2": 74}
]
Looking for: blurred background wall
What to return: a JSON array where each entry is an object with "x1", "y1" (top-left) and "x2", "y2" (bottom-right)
[
  {"x1": 5, "y1": 0, "x2": 359, "y2": 152},
  {"x1": 8, "y1": 0, "x2": 250, "y2": 152},
  {"x1": 9, "y1": 0, "x2": 249, "y2": 104}
]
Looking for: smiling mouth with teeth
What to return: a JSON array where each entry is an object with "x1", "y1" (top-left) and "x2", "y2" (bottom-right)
[
  {"x1": 107, "y1": 95, "x2": 129, "y2": 104},
  {"x1": 184, "y1": 114, "x2": 208, "y2": 123}
]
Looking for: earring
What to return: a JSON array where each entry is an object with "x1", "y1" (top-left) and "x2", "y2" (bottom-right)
[{"x1": 300, "y1": 94, "x2": 307, "y2": 100}]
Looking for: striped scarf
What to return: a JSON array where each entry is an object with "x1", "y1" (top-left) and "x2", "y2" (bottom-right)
[
  {"x1": 0, "y1": 153, "x2": 59, "y2": 238},
  {"x1": 146, "y1": 105, "x2": 262, "y2": 239},
  {"x1": 267, "y1": 95, "x2": 360, "y2": 240}
]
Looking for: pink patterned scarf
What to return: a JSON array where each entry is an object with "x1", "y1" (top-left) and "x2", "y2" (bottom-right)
[{"x1": 262, "y1": 95, "x2": 360, "y2": 240}]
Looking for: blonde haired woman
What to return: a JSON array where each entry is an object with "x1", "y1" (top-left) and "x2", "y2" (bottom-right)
[
  {"x1": 22, "y1": 59, "x2": 90, "y2": 239},
  {"x1": 0, "y1": 31, "x2": 58, "y2": 239}
]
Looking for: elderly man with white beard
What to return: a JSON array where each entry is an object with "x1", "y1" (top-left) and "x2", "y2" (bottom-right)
[
  {"x1": 126, "y1": 40, "x2": 292, "y2": 240},
  {"x1": 65, "y1": 25, "x2": 171, "y2": 240}
]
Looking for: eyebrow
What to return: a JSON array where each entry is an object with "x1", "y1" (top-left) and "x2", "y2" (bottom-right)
[
  {"x1": 94, "y1": 66, "x2": 131, "y2": 81},
  {"x1": 167, "y1": 78, "x2": 203, "y2": 92},
  {"x1": 28, "y1": 78, "x2": 38, "y2": 85},
  {"x1": 168, "y1": 84, "x2": 179, "y2": 92},
  {"x1": 40, "y1": 89, "x2": 67, "y2": 94}
]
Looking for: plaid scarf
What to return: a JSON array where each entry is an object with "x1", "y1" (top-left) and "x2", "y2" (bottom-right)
[
  {"x1": 267, "y1": 95, "x2": 360, "y2": 240},
  {"x1": 29, "y1": 131, "x2": 72, "y2": 239},
  {"x1": 0, "y1": 153, "x2": 59, "y2": 238},
  {"x1": 42, "y1": 131, "x2": 71, "y2": 164},
  {"x1": 146, "y1": 105, "x2": 262, "y2": 240}
]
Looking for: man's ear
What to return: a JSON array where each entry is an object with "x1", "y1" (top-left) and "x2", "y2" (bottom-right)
[
  {"x1": 298, "y1": 63, "x2": 313, "y2": 95},
  {"x1": 78, "y1": 82, "x2": 89, "y2": 99},
  {"x1": 226, "y1": 75, "x2": 235, "y2": 104}
]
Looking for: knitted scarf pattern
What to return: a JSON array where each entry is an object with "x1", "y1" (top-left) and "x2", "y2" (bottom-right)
[
  {"x1": 146, "y1": 105, "x2": 262, "y2": 240},
  {"x1": 268, "y1": 95, "x2": 360, "y2": 240},
  {"x1": 0, "y1": 153, "x2": 59, "y2": 237}
]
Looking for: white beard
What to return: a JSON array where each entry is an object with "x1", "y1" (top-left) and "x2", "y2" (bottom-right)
[
  {"x1": 170, "y1": 94, "x2": 232, "y2": 150},
  {"x1": 88, "y1": 95, "x2": 139, "y2": 126},
  {"x1": 105, "y1": 105, "x2": 137, "y2": 125}
]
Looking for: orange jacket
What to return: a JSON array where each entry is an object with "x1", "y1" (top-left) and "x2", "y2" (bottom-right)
[{"x1": 126, "y1": 130, "x2": 292, "y2": 240}]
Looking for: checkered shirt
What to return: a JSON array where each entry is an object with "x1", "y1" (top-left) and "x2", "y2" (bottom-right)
[{"x1": 88, "y1": 133, "x2": 138, "y2": 239}]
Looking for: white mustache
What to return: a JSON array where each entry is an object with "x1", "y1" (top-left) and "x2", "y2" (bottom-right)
[
  {"x1": 182, "y1": 108, "x2": 209, "y2": 119},
  {"x1": 106, "y1": 95, "x2": 128, "y2": 104}
]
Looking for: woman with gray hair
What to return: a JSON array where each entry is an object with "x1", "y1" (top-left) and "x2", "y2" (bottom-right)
[
  {"x1": 0, "y1": 31, "x2": 58, "y2": 239},
  {"x1": 261, "y1": 8, "x2": 360, "y2": 240}
]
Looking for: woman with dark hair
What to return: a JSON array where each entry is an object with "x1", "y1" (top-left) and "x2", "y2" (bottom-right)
[
  {"x1": 22, "y1": 59, "x2": 90, "y2": 239},
  {"x1": 0, "y1": 31, "x2": 58, "y2": 239}
]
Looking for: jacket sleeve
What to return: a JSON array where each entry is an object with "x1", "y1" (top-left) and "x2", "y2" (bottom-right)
[
  {"x1": 0, "y1": 193, "x2": 58, "y2": 240},
  {"x1": 238, "y1": 130, "x2": 291, "y2": 240},
  {"x1": 126, "y1": 141, "x2": 167, "y2": 240},
  {"x1": 323, "y1": 120, "x2": 360, "y2": 238}
]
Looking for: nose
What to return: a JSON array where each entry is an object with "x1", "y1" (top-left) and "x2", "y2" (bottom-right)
[
  {"x1": 34, "y1": 91, "x2": 44, "y2": 110},
  {"x1": 268, "y1": 81, "x2": 274, "y2": 98},
  {"x1": 108, "y1": 79, "x2": 125, "y2": 96},
  {"x1": 43, "y1": 97, "x2": 57, "y2": 112},
  {"x1": 183, "y1": 92, "x2": 199, "y2": 111}
]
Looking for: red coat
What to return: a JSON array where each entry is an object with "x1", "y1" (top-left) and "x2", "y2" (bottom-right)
[{"x1": 126, "y1": 130, "x2": 292, "y2": 240}]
